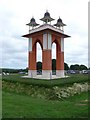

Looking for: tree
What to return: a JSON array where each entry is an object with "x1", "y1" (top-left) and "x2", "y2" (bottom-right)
[
  {"x1": 52, "y1": 59, "x2": 56, "y2": 70},
  {"x1": 70, "y1": 64, "x2": 88, "y2": 70},
  {"x1": 70, "y1": 65, "x2": 74, "y2": 70},
  {"x1": 36, "y1": 61, "x2": 42, "y2": 70},
  {"x1": 70, "y1": 64, "x2": 79, "y2": 70},
  {"x1": 74, "y1": 64, "x2": 80, "y2": 70},
  {"x1": 24, "y1": 67, "x2": 28, "y2": 72},
  {"x1": 64, "y1": 63, "x2": 69, "y2": 70},
  {"x1": 79, "y1": 65, "x2": 87, "y2": 70}
]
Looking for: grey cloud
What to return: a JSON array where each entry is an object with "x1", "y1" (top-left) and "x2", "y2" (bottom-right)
[{"x1": 0, "y1": 0, "x2": 88, "y2": 68}]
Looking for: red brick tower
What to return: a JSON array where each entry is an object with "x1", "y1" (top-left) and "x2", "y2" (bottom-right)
[{"x1": 22, "y1": 11, "x2": 70, "y2": 79}]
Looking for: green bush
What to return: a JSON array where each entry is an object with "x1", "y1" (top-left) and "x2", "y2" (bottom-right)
[{"x1": 2, "y1": 80, "x2": 89, "y2": 100}]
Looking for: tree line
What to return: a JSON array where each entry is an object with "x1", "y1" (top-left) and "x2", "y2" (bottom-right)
[
  {"x1": 1, "y1": 68, "x2": 28, "y2": 73},
  {"x1": 1, "y1": 59, "x2": 89, "y2": 73},
  {"x1": 37, "y1": 59, "x2": 88, "y2": 71}
]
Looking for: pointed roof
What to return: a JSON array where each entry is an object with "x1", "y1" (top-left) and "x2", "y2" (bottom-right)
[
  {"x1": 54, "y1": 17, "x2": 66, "y2": 27},
  {"x1": 40, "y1": 10, "x2": 54, "y2": 23},
  {"x1": 26, "y1": 17, "x2": 39, "y2": 27}
]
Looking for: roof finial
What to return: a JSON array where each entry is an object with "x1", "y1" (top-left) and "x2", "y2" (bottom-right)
[
  {"x1": 26, "y1": 17, "x2": 39, "y2": 28},
  {"x1": 32, "y1": 15, "x2": 34, "y2": 18},
  {"x1": 46, "y1": 9, "x2": 48, "y2": 12},
  {"x1": 40, "y1": 10, "x2": 54, "y2": 23},
  {"x1": 54, "y1": 17, "x2": 66, "y2": 28}
]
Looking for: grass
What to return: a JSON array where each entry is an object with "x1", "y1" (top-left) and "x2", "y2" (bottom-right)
[
  {"x1": 2, "y1": 90, "x2": 89, "y2": 118},
  {"x1": 2, "y1": 74, "x2": 89, "y2": 88},
  {"x1": 2, "y1": 74, "x2": 89, "y2": 118}
]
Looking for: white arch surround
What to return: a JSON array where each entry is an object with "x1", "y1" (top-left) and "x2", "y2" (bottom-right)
[
  {"x1": 28, "y1": 38, "x2": 32, "y2": 52},
  {"x1": 48, "y1": 33, "x2": 52, "y2": 50},
  {"x1": 52, "y1": 42, "x2": 56, "y2": 75},
  {"x1": 52, "y1": 42, "x2": 56, "y2": 59},
  {"x1": 36, "y1": 42, "x2": 42, "y2": 62},
  {"x1": 43, "y1": 33, "x2": 47, "y2": 49},
  {"x1": 61, "y1": 38, "x2": 64, "y2": 52}
]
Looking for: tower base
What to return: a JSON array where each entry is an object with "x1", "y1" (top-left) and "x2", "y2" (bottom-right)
[
  {"x1": 28, "y1": 70, "x2": 37, "y2": 78},
  {"x1": 42, "y1": 70, "x2": 52, "y2": 79},
  {"x1": 56, "y1": 70, "x2": 65, "y2": 77},
  {"x1": 28, "y1": 70, "x2": 65, "y2": 79}
]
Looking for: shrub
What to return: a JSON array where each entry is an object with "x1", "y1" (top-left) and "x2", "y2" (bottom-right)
[
  {"x1": 2, "y1": 80, "x2": 89, "y2": 100},
  {"x1": 52, "y1": 83, "x2": 89, "y2": 100}
]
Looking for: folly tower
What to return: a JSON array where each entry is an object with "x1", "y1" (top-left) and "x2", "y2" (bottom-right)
[{"x1": 22, "y1": 11, "x2": 70, "y2": 79}]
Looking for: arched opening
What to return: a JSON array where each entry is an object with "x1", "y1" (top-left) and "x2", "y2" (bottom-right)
[
  {"x1": 36, "y1": 42, "x2": 42, "y2": 75},
  {"x1": 52, "y1": 42, "x2": 56, "y2": 75}
]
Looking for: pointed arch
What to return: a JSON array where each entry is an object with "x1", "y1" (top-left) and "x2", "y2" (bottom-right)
[
  {"x1": 52, "y1": 42, "x2": 56, "y2": 75},
  {"x1": 32, "y1": 39, "x2": 43, "y2": 75},
  {"x1": 32, "y1": 39, "x2": 43, "y2": 51}
]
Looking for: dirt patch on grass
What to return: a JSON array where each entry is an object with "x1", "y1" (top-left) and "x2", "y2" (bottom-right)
[
  {"x1": 75, "y1": 103, "x2": 87, "y2": 106},
  {"x1": 75, "y1": 99, "x2": 89, "y2": 106},
  {"x1": 80, "y1": 99, "x2": 89, "y2": 102}
]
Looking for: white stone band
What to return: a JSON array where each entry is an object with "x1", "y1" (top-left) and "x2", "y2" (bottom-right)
[
  {"x1": 28, "y1": 38, "x2": 32, "y2": 52},
  {"x1": 56, "y1": 70, "x2": 65, "y2": 77},
  {"x1": 42, "y1": 70, "x2": 52, "y2": 79},
  {"x1": 43, "y1": 33, "x2": 47, "y2": 49},
  {"x1": 28, "y1": 70, "x2": 37, "y2": 78},
  {"x1": 48, "y1": 33, "x2": 52, "y2": 49},
  {"x1": 61, "y1": 38, "x2": 64, "y2": 52}
]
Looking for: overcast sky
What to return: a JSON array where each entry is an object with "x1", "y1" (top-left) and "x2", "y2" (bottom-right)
[{"x1": 0, "y1": 0, "x2": 88, "y2": 69}]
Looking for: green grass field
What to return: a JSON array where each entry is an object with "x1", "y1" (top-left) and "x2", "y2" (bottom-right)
[
  {"x1": 2, "y1": 74, "x2": 88, "y2": 87},
  {"x1": 2, "y1": 91, "x2": 88, "y2": 118},
  {"x1": 2, "y1": 74, "x2": 89, "y2": 118}
]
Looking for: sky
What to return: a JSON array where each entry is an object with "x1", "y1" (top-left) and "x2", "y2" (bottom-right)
[{"x1": 0, "y1": 0, "x2": 88, "y2": 69}]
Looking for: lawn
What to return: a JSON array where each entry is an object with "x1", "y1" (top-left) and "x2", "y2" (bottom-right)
[
  {"x1": 2, "y1": 74, "x2": 89, "y2": 119},
  {"x1": 2, "y1": 91, "x2": 89, "y2": 118},
  {"x1": 2, "y1": 73, "x2": 88, "y2": 88}
]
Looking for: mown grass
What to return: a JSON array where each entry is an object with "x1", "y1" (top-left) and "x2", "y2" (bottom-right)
[
  {"x1": 2, "y1": 90, "x2": 89, "y2": 118},
  {"x1": 2, "y1": 74, "x2": 89, "y2": 88},
  {"x1": 2, "y1": 74, "x2": 89, "y2": 119}
]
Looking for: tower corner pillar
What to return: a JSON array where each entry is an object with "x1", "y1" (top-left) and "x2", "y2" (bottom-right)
[
  {"x1": 56, "y1": 37, "x2": 65, "y2": 77},
  {"x1": 28, "y1": 37, "x2": 37, "y2": 78},
  {"x1": 42, "y1": 33, "x2": 52, "y2": 79}
]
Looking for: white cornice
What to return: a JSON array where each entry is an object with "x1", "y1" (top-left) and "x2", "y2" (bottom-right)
[{"x1": 29, "y1": 24, "x2": 64, "y2": 34}]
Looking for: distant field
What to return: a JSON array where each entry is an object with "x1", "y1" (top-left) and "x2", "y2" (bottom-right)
[{"x1": 2, "y1": 74, "x2": 88, "y2": 87}]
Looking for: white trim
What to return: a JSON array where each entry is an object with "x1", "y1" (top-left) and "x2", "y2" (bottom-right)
[
  {"x1": 43, "y1": 33, "x2": 47, "y2": 49},
  {"x1": 25, "y1": 70, "x2": 66, "y2": 79},
  {"x1": 42, "y1": 70, "x2": 52, "y2": 79},
  {"x1": 28, "y1": 38, "x2": 32, "y2": 51},
  {"x1": 61, "y1": 38, "x2": 64, "y2": 52},
  {"x1": 56, "y1": 70, "x2": 65, "y2": 77},
  {"x1": 28, "y1": 70, "x2": 37, "y2": 78},
  {"x1": 48, "y1": 33, "x2": 52, "y2": 49},
  {"x1": 29, "y1": 24, "x2": 64, "y2": 34}
]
